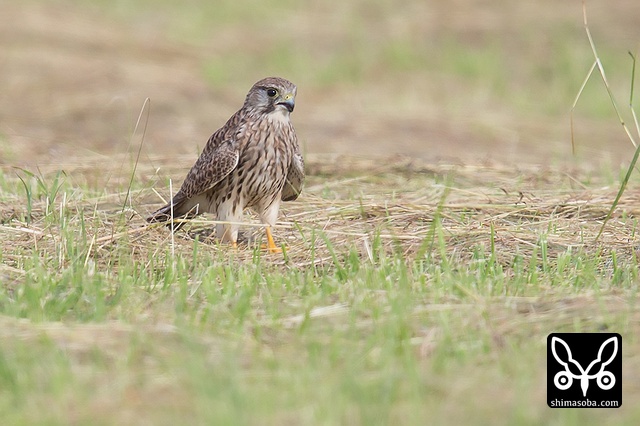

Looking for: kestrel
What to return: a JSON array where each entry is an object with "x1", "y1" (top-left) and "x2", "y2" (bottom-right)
[{"x1": 147, "y1": 77, "x2": 304, "y2": 253}]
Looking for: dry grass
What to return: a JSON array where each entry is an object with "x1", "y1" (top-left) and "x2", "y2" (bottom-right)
[{"x1": 4, "y1": 153, "x2": 640, "y2": 286}]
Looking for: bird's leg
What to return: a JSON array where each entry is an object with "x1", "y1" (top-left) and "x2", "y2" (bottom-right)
[
  {"x1": 217, "y1": 206, "x2": 242, "y2": 248},
  {"x1": 265, "y1": 226, "x2": 281, "y2": 253},
  {"x1": 259, "y1": 202, "x2": 283, "y2": 254}
]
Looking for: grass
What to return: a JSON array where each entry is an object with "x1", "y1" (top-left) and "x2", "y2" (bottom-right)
[
  {"x1": 1, "y1": 156, "x2": 640, "y2": 425},
  {"x1": 2, "y1": 0, "x2": 640, "y2": 424}
]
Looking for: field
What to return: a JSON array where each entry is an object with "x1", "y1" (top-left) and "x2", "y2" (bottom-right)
[{"x1": 1, "y1": 1, "x2": 640, "y2": 425}]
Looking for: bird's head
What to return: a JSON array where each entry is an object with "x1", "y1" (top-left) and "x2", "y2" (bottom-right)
[{"x1": 244, "y1": 77, "x2": 297, "y2": 118}]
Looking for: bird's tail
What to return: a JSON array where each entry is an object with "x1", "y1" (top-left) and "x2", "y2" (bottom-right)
[
  {"x1": 146, "y1": 202, "x2": 191, "y2": 231},
  {"x1": 146, "y1": 203, "x2": 176, "y2": 223},
  {"x1": 146, "y1": 196, "x2": 203, "y2": 230}
]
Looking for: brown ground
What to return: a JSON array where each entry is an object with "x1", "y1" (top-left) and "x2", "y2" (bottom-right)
[{"x1": 1, "y1": 1, "x2": 639, "y2": 169}]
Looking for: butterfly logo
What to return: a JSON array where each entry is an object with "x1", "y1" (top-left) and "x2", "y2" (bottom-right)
[{"x1": 551, "y1": 336, "x2": 618, "y2": 397}]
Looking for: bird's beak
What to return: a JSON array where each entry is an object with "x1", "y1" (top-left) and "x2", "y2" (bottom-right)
[{"x1": 277, "y1": 93, "x2": 295, "y2": 112}]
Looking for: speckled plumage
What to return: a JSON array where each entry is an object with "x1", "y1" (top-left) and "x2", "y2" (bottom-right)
[{"x1": 147, "y1": 77, "x2": 304, "y2": 248}]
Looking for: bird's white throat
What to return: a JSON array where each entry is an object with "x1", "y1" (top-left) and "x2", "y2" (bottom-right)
[{"x1": 268, "y1": 108, "x2": 291, "y2": 125}]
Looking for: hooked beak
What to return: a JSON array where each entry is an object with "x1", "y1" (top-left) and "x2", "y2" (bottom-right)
[{"x1": 277, "y1": 93, "x2": 295, "y2": 112}]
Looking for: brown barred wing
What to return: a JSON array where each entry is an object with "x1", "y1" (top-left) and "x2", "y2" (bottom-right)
[{"x1": 281, "y1": 151, "x2": 304, "y2": 202}]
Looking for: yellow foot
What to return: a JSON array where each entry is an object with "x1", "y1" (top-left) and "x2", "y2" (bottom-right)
[
  {"x1": 262, "y1": 245, "x2": 283, "y2": 254},
  {"x1": 264, "y1": 226, "x2": 282, "y2": 254}
]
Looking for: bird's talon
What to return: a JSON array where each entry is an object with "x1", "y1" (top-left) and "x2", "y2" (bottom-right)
[{"x1": 261, "y1": 244, "x2": 283, "y2": 254}]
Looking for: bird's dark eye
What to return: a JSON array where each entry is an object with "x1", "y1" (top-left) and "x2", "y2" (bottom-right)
[{"x1": 266, "y1": 88, "x2": 278, "y2": 97}]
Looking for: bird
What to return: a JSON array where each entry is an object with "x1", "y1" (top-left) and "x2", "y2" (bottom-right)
[{"x1": 147, "y1": 77, "x2": 304, "y2": 253}]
